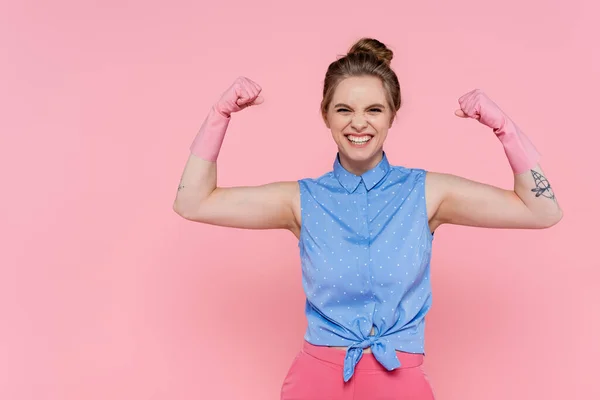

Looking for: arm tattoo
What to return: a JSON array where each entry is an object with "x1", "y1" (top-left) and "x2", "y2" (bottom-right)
[
  {"x1": 178, "y1": 183, "x2": 185, "y2": 191},
  {"x1": 530, "y1": 170, "x2": 555, "y2": 200}
]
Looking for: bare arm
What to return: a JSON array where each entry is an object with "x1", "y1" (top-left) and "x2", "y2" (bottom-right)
[
  {"x1": 173, "y1": 76, "x2": 300, "y2": 236},
  {"x1": 426, "y1": 164, "x2": 562, "y2": 230},
  {"x1": 172, "y1": 154, "x2": 300, "y2": 234},
  {"x1": 427, "y1": 89, "x2": 563, "y2": 230}
]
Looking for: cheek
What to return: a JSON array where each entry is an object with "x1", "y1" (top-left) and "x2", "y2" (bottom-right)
[
  {"x1": 369, "y1": 113, "x2": 389, "y2": 124},
  {"x1": 328, "y1": 117, "x2": 348, "y2": 132},
  {"x1": 368, "y1": 117, "x2": 390, "y2": 132}
]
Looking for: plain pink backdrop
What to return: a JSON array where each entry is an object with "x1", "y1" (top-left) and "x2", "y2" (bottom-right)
[{"x1": 2, "y1": 0, "x2": 598, "y2": 399}]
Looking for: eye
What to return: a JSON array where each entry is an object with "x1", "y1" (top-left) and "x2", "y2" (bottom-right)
[
  {"x1": 370, "y1": 108, "x2": 383, "y2": 113},
  {"x1": 336, "y1": 108, "x2": 351, "y2": 113}
]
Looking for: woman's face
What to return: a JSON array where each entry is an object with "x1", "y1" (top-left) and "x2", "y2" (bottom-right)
[{"x1": 324, "y1": 75, "x2": 394, "y2": 174}]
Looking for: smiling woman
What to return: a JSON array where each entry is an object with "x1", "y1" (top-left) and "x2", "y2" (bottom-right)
[
  {"x1": 173, "y1": 37, "x2": 562, "y2": 400},
  {"x1": 321, "y1": 39, "x2": 401, "y2": 176},
  {"x1": 324, "y1": 75, "x2": 394, "y2": 174}
]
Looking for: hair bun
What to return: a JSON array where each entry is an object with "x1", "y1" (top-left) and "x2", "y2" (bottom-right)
[{"x1": 347, "y1": 38, "x2": 393, "y2": 66}]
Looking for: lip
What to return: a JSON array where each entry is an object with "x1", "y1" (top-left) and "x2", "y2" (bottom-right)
[{"x1": 344, "y1": 133, "x2": 374, "y2": 148}]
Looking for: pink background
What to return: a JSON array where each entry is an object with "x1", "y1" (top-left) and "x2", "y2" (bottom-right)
[{"x1": 2, "y1": 0, "x2": 598, "y2": 399}]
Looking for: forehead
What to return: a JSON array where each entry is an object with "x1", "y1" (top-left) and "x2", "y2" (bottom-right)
[{"x1": 332, "y1": 76, "x2": 387, "y2": 105}]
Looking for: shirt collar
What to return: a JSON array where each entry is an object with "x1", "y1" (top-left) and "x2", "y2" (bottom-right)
[{"x1": 333, "y1": 152, "x2": 391, "y2": 193}]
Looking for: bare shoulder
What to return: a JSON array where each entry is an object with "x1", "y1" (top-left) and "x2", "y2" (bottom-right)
[
  {"x1": 423, "y1": 170, "x2": 453, "y2": 231},
  {"x1": 286, "y1": 181, "x2": 302, "y2": 238},
  {"x1": 253, "y1": 180, "x2": 301, "y2": 238},
  {"x1": 268, "y1": 180, "x2": 301, "y2": 221}
]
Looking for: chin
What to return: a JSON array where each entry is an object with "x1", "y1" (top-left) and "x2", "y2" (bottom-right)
[{"x1": 340, "y1": 145, "x2": 379, "y2": 162}]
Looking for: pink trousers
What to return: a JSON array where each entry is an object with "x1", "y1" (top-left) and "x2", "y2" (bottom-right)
[{"x1": 280, "y1": 341, "x2": 435, "y2": 400}]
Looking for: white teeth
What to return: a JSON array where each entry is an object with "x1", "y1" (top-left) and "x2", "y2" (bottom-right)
[{"x1": 347, "y1": 135, "x2": 372, "y2": 144}]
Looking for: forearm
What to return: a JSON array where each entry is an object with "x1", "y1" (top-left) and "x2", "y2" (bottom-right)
[
  {"x1": 513, "y1": 164, "x2": 563, "y2": 226},
  {"x1": 173, "y1": 155, "x2": 216, "y2": 216},
  {"x1": 490, "y1": 105, "x2": 562, "y2": 225},
  {"x1": 173, "y1": 105, "x2": 229, "y2": 216},
  {"x1": 172, "y1": 77, "x2": 263, "y2": 219}
]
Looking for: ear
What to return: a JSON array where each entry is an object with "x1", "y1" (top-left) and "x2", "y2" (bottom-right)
[{"x1": 323, "y1": 113, "x2": 330, "y2": 128}]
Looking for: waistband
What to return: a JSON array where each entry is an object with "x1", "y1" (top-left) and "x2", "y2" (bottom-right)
[{"x1": 302, "y1": 340, "x2": 424, "y2": 371}]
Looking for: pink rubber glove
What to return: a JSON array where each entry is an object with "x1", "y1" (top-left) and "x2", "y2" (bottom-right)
[
  {"x1": 455, "y1": 89, "x2": 541, "y2": 174},
  {"x1": 190, "y1": 76, "x2": 263, "y2": 161}
]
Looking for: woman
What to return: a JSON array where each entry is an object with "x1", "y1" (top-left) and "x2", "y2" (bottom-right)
[{"x1": 173, "y1": 38, "x2": 563, "y2": 399}]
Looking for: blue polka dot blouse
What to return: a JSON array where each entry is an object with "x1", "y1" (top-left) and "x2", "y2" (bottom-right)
[{"x1": 297, "y1": 151, "x2": 434, "y2": 382}]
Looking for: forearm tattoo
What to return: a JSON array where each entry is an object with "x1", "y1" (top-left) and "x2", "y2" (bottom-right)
[{"x1": 530, "y1": 170, "x2": 555, "y2": 200}]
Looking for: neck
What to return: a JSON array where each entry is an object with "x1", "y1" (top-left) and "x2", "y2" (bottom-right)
[{"x1": 339, "y1": 151, "x2": 383, "y2": 176}]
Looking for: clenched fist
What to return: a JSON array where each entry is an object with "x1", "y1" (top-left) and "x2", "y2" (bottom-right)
[
  {"x1": 215, "y1": 76, "x2": 264, "y2": 117},
  {"x1": 454, "y1": 89, "x2": 507, "y2": 131}
]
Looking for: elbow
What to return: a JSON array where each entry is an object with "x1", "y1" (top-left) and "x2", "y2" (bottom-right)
[
  {"x1": 172, "y1": 201, "x2": 197, "y2": 221},
  {"x1": 172, "y1": 202, "x2": 182, "y2": 216},
  {"x1": 173, "y1": 200, "x2": 210, "y2": 223},
  {"x1": 173, "y1": 187, "x2": 215, "y2": 221},
  {"x1": 172, "y1": 201, "x2": 186, "y2": 218},
  {"x1": 538, "y1": 209, "x2": 564, "y2": 228}
]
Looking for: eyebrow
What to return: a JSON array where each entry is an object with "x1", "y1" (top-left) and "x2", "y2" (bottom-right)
[{"x1": 333, "y1": 103, "x2": 386, "y2": 109}]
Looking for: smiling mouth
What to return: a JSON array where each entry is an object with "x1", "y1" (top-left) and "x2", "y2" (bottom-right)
[{"x1": 345, "y1": 134, "x2": 374, "y2": 145}]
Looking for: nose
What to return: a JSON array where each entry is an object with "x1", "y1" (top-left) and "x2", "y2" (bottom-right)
[{"x1": 351, "y1": 114, "x2": 368, "y2": 131}]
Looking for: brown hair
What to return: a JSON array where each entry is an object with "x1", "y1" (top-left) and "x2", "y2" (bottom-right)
[{"x1": 321, "y1": 38, "x2": 401, "y2": 124}]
